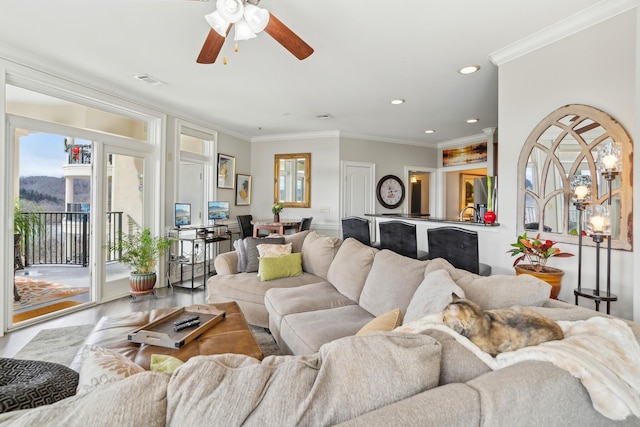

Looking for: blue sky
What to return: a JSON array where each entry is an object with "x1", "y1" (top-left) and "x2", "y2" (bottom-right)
[{"x1": 19, "y1": 132, "x2": 90, "y2": 177}]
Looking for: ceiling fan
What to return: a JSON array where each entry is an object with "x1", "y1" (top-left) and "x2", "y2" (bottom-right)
[{"x1": 197, "y1": 0, "x2": 314, "y2": 64}]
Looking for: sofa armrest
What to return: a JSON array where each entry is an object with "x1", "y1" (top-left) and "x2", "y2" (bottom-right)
[{"x1": 214, "y1": 251, "x2": 239, "y2": 275}]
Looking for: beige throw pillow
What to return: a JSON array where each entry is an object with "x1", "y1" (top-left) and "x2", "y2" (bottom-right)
[
  {"x1": 356, "y1": 308, "x2": 403, "y2": 336},
  {"x1": 77, "y1": 345, "x2": 145, "y2": 395},
  {"x1": 257, "y1": 243, "x2": 292, "y2": 276},
  {"x1": 403, "y1": 269, "x2": 466, "y2": 324}
]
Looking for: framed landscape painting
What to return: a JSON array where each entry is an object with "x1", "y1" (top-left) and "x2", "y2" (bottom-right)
[
  {"x1": 217, "y1": 153, "x2": 235, "y2": 189},
  {"x1": 235, "y1": 174, "x2": 251, "y2": 206}
]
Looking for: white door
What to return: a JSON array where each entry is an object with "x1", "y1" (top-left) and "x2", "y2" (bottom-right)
[
  {"x1": 179, "y1": 161, "x2": 204, "y2": 225},
  {"x1": 341, "y1": 161, "x2": 375, "y2": 238}
]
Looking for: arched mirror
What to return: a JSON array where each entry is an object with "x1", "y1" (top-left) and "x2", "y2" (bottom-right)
[
  {"x1": 517, "y1": 104, "x2": 633, "y2": 250},
  {"x1": 274, "y1": 153, "x2": 311, "y2": 208}
]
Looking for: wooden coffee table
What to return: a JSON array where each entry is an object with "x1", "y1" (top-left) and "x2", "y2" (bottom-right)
[{"x1": 69, "y1": 301, "x2": 262, "y2": 371}]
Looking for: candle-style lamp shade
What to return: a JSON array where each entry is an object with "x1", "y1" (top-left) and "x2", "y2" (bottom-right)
[
  {"x1": 596, "y1": 141, "x2": 622, "y2": 177},
  {"x1": 570, "y1": 175, "x2": 592, "y2": 203},
  {"x1": 585, "y1": 205, "x2": 611, "y2": 237}
]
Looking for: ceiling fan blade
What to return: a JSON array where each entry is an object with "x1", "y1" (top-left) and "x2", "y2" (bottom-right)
[
  {"x1": 196, "y1": 25, "x2": 232, "y2": 64},
  {"x1": 264, "y1": 12, "x2": 314, "y2": 60}
]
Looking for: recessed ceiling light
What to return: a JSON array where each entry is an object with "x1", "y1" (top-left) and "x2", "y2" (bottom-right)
[
  {"x1": 458, "y1": 65, "x2": 480, "y2": 75},
  {"x1": 424, "y1": 130, "x2": 435, "y2": 134},
  {"x1": 390, "y1": 99, "x2": 405, "y2": 105},
  {"x1": 466, "y1": 118, "x2": 479, "y2": 124}
]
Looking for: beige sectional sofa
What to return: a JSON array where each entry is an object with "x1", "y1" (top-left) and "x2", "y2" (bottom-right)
[{"x1": 3, "y1": 232, "x2": 639, "y2": 426}]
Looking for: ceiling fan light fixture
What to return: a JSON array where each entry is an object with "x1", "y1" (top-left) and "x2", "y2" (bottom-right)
[
  {"x1": 216, "y1": 0, "x2": 244, "y2": 23},
  {"x1": 205, "y1": 11, "x2": 228, "y2": 37},
  {"x1": 243, "y1": 4, "x2": 269, "y2": 34},
  {"x1": 234, "y1": 18, "x2": 257, "y2": 41}
]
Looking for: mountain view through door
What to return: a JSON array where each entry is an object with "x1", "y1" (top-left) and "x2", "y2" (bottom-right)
[{"x1": 13, "y1": 130, "x2": 95, "y2": 324}]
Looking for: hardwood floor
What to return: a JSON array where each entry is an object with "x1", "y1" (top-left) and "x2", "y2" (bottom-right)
[{"x1": 0, "y1": 286, "x2": 208, "y2": 359}]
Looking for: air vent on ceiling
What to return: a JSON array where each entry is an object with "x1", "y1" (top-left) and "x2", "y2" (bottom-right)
[
  {"x1": 315, "y1": 114, "x2": 333, "y2": 120},
  {"x1": 133, "y1": 74, "x2": 165, "y2": 86}
]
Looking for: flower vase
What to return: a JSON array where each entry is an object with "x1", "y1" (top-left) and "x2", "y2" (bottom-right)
[
  {"x1": 514, "y1": 265, "x2": 564, "y2": 299},
  {"x1": 484, "y1": 210, "x2": 497, "y2": 224},
  {"x1": 274, "y1": 214, "x2": 280, "y2": 223}
]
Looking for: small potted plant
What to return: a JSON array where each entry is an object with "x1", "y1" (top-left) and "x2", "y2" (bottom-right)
[
  {"x1": 507, "y1": 232, "x2": 574, "y2": 299},
  {"x1": 110, "y1": 228, "x2": 172, "y2": 297},
  {"x1": 272, "y1": 202, "x2": 284, "y2": 222}
]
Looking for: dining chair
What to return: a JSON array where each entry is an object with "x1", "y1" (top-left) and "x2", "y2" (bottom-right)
[
  {"x1": 237, "y1": 215, "x2": 254, "y2": 239},
  {"x1": 300, "y1": 217, "x2": 313, "y2": 231},
  {"x1": 341, "y1": 216, "x2": 373, "y2": 246},
  {"x1": 426, "y1": 226, "x2": 491, "y2": 276},
  {"x1": 379, "y1": 221, "x2": 429, "y2": 260}
]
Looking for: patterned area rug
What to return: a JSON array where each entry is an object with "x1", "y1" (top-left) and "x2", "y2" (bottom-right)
[
  {"x1": 13, "y1": 278, "x2": 89, "y2": 311},
  {"x1": 14, "y1": 324, "x2": 282, "y2": 367}
]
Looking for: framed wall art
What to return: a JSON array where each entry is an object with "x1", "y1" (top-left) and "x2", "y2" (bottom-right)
[
  {"x1": 235, "y1": 174, "x2": 251, "y2": 206},
  {"x1": 217, "y1": 153, "x2": 235, "y2": 189}
]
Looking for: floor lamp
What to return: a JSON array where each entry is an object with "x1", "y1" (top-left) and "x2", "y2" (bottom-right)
[
  {"x1": 574, "y1": 141, "x2": 621, "y2": 314},
  {"x1": 570, "y1": 175, "x2": 590, "y2": 304}
]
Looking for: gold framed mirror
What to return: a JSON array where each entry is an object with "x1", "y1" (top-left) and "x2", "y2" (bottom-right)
[
  {"x1": 517, "y1": 104, "x2": 633, "y2": 250},
  {"x1": 274, "y1": 153, "x2": 311, "y2": 208}
]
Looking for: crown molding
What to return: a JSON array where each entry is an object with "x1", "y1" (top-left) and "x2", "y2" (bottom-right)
[
  {"x1": 490, "y1": 0, "x2": 638, "y2": 66},
  {"x1": 437, "y1": 133, "x2": 487, "y2": 149},
  {"x1": 251, "y1": 130, "x2": 340, "y2": 143}
]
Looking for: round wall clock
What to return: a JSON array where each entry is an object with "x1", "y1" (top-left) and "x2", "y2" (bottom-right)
[{"x1": 376, "y1": 175, "x2": 405, "y2": 209}]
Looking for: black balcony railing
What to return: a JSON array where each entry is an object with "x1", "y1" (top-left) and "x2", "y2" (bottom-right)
[{"x1": 20, "y1": 211, "x2": 124, "y2": 267}]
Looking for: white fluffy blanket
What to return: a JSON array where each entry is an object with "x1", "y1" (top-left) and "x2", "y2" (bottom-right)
[{"x1": 396, "y1": 314, "x2": 640, "y2": 420}]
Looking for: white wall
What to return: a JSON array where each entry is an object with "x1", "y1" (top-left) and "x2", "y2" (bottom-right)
[
  {"x1": 496, "y1": 10, "x2": 636, "y2": 319},
  {"x1": 217, "y1": 133, "x2": 252, "y2": 220},
  {"x1": 251, "y1": 135, "x2": 340, "y2": 236}
]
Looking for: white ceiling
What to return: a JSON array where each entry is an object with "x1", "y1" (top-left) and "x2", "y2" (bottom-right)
[{"x1": 0, "y1": 0, "x2": 608, "y2": 146}]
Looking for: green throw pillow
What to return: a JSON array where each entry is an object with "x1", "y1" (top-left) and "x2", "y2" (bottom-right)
[
  {"x1": 150, "y1": 354, "x2": 184, "y2": 373},
  {"x1": 259, "y1": 253, "x2": 303, "y2": 281}
]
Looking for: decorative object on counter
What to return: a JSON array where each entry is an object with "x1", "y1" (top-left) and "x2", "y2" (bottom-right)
[
  {"x1": 272, "y1": 202, "x2": 284, "y2": 222},
  {"x1": 376, "y1": 175, "x2": 405, "y2": 209},
  {"x1": 483, "y1": 211, "x2": 496, "y2": 224},
  {"x1": 570, "y1": 174, "x2": 591, "y2": 303},
  {"x1": 574, "y1": 141, "x2": 621, "y2": 314},
  {"x1": 108, "y1": 228, "x2": 172, "y2": 298},
  {"x1": 508, "y1": 233, "x2": 574, "y2": 299}
]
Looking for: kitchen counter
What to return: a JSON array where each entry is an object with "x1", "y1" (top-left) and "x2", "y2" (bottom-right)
[{"x1": 365, "y1": 213, "x2": 500, "y2": 227}]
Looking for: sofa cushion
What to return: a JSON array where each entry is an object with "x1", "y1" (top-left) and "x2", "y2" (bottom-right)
[
  {"x1": 259, "y1": 253, "x2": 304, "y2": 282},
  {"x1": 244, "y1": 236, "x2": 286, "y2": 273},
  {"x1": 0, "y1": 372, "x2": 169, "y2": 426},
  {"x1": 403, "y1": 269, "x2": 466, "y2": 324},
  {"x1": 166, "y1": 332, "x2": 441, "y2": 427},
  {"x1": 280, "y1": 305, "x2": 376, "y2": 355},
  {"x1": 76, "y1": 345, "x2": 145, "y2": 395},
  {"x1": 327, "y1": 237, "x2": 378, "y2": 302},
  {"x1": 301, "y1": 231, "x2": 342, "y2": 280},
  {"x1": 265, "y1": 282, "x2": 355, "y2": 333},
  {"x1": 425, "y1": 258, "x2": 551, "y2": 309},
  {"x1": 356, "y1": 308, "x2": 403, "y2": 336},
  {"x1": 283, "y1": 230, "x2": 311, "y2": 253},
  {"x1": 359, "y1": 250, "x2": 429, "y2": 317}
]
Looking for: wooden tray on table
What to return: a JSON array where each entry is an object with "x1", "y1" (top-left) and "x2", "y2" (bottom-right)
[{"x1": 127, "y1": 304, "x2": 226, "y2": 349}]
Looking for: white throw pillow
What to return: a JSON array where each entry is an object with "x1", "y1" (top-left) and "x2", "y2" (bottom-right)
[
  {"x1": 403, "y1": 269, "x2": 465, "y2": 324},
  {"x1": 256, "y1": 243, "x2": 292, "y2": 276}
]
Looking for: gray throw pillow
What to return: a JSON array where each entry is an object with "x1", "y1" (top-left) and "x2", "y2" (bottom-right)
[{"x1": 244, "y1": 237, "x2": 285, "y2": 273}]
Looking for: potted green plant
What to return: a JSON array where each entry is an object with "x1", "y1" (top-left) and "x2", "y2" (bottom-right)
[
  {"x1": 272, "y1": 202, "x2": 284, "y2": 222},
  {"x1": 110, "y1": 228, "x2": 172, "y2": 296},
  {"x1": 507, "y1": 232, "x2": 574, "y2": 299},
  {"x1": 14, "y1": 198, "x2": 43, "y2": 270}
]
